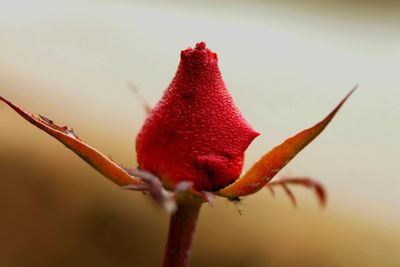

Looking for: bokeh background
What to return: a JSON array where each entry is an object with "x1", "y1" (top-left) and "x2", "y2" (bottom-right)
[{"x1": 1, "y1": 0, "x2": 399, "y2": 266}]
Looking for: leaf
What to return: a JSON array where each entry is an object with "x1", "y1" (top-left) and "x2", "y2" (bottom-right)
[
  {"x1": 217, "y1": 86, "x2": 356, "y2": 197},
  {"x1": 1, "y1": 96, "x2": 143, "y2": 188},
  {"x1": 266, "y1": 177, "x2": 327, "y2": 207}
]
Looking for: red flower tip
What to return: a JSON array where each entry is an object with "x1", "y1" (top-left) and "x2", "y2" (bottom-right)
[
  {"x1": 180, "y1": 42, "x2": 218, "y2": 66},
  {"x1": 136, "y1": 42, "x2": 259, "y2": 192}
]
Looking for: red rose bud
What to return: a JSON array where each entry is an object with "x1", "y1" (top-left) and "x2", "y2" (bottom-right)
[{"x1": 136, "y1": 42, "x2": 259, "y2": 192}]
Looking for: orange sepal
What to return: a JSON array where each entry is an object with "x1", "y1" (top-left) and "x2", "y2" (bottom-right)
[
  {"x1": 1, "y1": 97, "x2": 143, "y2": 187},
  {"x1": 217, "y1": 86, "x2": 356, "y2": 198}
]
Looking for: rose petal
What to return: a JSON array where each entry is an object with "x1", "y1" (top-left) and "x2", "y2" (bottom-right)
[{"x1": 135, "y1": 42, "x2": 259, "y2": 191}]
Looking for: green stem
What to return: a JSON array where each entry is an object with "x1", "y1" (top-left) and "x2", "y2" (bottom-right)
[{"x1": 162, "y1": 200, "x2": 202, "y2": 267}]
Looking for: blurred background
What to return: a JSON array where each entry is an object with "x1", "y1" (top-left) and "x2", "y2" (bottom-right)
[{"x1": 1, "y1": 0, "x2": 399, "y2": 266}]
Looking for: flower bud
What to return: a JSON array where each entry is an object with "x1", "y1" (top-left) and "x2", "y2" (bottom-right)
[{"x1": 136, "y1": 42, "x2": 259, "y2": 191}]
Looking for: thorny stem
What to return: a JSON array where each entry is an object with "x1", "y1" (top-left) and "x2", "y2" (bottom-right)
[{"x1": 162, "y1": 200, "x2": 202, "y2": 267}]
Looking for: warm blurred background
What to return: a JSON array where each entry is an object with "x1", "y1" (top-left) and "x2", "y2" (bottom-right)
[{"x1": 1, "y1": 0, "x2": 399, "y2": 266}]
